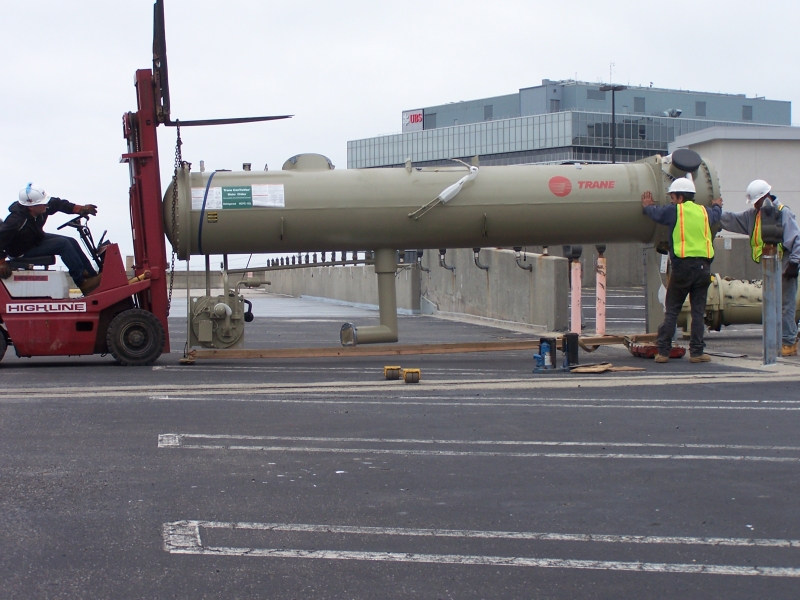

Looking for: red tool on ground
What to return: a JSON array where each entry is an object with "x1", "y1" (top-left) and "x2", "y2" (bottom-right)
[{"x1": 627, "y1": 343, "x2": 686, "y2": 359}]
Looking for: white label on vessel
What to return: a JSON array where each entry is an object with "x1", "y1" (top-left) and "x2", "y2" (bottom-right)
[
  {"x1": 191, "y1": 187, "x2": 222, "y2": 210},
  {"x1": 252, "y1": 184, "x2": 285, "y2": 208}
]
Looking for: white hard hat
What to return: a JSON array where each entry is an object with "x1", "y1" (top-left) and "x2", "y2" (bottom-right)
[
  {"x1": 668, "y1": 178, "x2": 696, "y2": 195},
  {"x1": 746, "y1": 179, "x2": 771, "y2": 204},
  {"x1": 18, "y1": 182, "x2": 50, "y2": 206}
]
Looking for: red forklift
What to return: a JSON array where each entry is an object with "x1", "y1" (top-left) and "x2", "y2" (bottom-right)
[{"x1": 0, "y1": 0, "x2": 287, "y2": 366}]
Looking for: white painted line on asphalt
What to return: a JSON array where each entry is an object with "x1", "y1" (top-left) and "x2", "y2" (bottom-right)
[
  {"x1": 157, "y1": 434, "x2": 800, "y2": 463},
  {"x1": 160, "y1": 433, "x2": 800, "y2": 452},
  {"x1": 167, "y1": 520, "x2": 800, "y2": 548},
  {"x1": 3, "y1": 369, "x2": 800, "y2": 401},
  {"x1": 144, "y1": 395, "x2": 800, "y2": 412},
  {"x1": 161, "y1": 520, "x2": 800, "y2": 577}
]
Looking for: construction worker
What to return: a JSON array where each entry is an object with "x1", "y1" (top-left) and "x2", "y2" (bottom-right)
[
  {"x1": 642, "y1": 178, "x2": 723, "y2": 363},
  {"x1": 720, "y1": 180, "x2": 800, "y2": 356},
  {"x1": 0, "y1": 183, "x2": 102, "y2": 295}
]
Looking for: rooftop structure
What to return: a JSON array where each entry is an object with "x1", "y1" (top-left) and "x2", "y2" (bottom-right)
[{"x1": 348, "y1": 79, "x2": 792, "y2": 169}]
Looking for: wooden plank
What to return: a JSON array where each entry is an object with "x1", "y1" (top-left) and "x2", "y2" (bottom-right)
[
  {"x1": 190, "y1": 340, "x2": 543, "y2": 360},
  {"x1": 187, "y1": 333, "x2": 653, "y2": 361}
]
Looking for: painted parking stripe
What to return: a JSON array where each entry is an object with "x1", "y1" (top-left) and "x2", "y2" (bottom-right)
[
  {"x1": 158, "y1": 434, "x2": 800, "y2": 463},
  {"x1": 145, "y1": 395, "x2": 800, "y2": 412},
  {"x1": 162, "y1": 521, "x2": 800, "y2": 577},
  {"x1": 3, "y1": 368, "x2": 800, "y2": 402},
  {"x1": 162, "y1": 433, "x2": 800, "y2": 453}
]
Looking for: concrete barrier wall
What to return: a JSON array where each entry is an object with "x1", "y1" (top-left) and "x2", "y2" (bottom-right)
[
  {"x1": 527, "y1": 237, "x2": 761, "y2": 288},
  {"x1": 266, "y1": 263, "x2": 420, "y2": 313},
  {"x1": 171, "y1": 248, "x2": 569, "y2": 332},
  {"x1": 419, "y1": 248, "x2": 569, "y2": 331}
]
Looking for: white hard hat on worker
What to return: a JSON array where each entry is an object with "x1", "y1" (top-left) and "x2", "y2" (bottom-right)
[
  {"x1": 18, "y1": 183, "x2": 50, "y2": 207},
  {"x1": 667, "y1": 178, "x2": 696, "y2": 195},
  {"x1": 745, "y1": 179, "x2": 772, "y2": 204}
]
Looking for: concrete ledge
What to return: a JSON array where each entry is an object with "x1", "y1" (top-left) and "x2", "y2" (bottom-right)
[{"x1": 420, "y1": 248, "x2": 569, "y2": 332}]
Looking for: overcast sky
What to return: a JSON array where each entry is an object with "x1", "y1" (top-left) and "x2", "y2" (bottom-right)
[{"x1": 1, "y1": 0, "x2": 798, "y2": 269}]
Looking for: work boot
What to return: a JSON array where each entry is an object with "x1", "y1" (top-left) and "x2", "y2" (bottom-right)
[
  {"x1": 689, "y1": 354, "x2": 712, "y2": 363},
  {"x1": 654, "y1": 354, "x2": 669, "y2": 363},
  {"x1": 782, "y1": 343, "x2": 798, "y2": 357},
  {"x1": 79, "y1": 274, "x2": 102, "y2": 295}
]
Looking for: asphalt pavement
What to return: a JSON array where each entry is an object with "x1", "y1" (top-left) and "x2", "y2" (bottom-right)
[{"x1": 1, "y1": 290, "x2": 799, "y2": 599}]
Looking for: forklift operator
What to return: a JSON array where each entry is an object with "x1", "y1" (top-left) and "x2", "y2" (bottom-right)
[{"x1": 0, "y1": 183, "x2": 102, "y2": 295}]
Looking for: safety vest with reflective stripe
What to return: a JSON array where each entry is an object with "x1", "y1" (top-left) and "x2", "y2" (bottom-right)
[
  {"x1": 750, "y1": 205, "x2": 784, "y2": 263},
  {"x1": 672, "y1": 201, "x2": 714, "y2": 259}
]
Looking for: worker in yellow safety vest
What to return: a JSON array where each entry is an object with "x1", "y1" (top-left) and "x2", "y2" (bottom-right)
[
  {"x1": 720, "y1": 179, "x2": 800, "y2": 356},
  {"x1": 642, "y1": 177, "x2": 723, "y2": 363}
]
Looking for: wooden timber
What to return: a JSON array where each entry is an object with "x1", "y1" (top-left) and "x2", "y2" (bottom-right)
[{"x1": 184, "y1": 333, "x2": 657, "y2": 361}]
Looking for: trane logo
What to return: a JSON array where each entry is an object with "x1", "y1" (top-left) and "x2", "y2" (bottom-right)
[
  {"x1": 408, "y1": 113, "x2": 423, "y2": 124},
  {"x1": 6, "y1": 302, "x2": 87, "y2": 314},
  {"x1": 578, "y1": 180, "x2": 616, "y2": 189}
]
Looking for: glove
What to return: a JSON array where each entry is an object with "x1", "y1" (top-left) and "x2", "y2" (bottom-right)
[
  {"x1": 0, "y1": 260, "x2": 11, "y2": 280},
  {"x1": 784, "y1": 261, "x2": 800, "y2": 279},
  {"x1": 75, "y1": 204, "x2": 98, "y2": 217}
]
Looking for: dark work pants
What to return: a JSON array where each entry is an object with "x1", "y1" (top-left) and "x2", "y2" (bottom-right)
[
  {"x1": 657, "y1": 257, "x2": 712, "y2": 357},
  {"x1": 17, "y1": 233, "x2": 96, "y2": 285}
]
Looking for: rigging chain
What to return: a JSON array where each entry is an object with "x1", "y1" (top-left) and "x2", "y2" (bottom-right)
[{"x1": 167, "y1": 121, "x2": 182, "y2": 314}]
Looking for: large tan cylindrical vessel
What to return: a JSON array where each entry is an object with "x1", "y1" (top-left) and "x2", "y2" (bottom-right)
[{"x1": 164, "y1": 150, "x2": 720, "y2": 259}]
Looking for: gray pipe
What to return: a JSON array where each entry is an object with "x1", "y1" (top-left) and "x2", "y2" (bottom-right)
[
  {"x1": 339, "y1": 248, "x2": 398, "y2": 345},
  {"x1": 679, "y1": 274, "x2": 800, "y2": 331}
]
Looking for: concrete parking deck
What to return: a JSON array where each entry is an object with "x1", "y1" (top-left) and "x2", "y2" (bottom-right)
[{"x1": 1, "y1": 291, "x2": 799, "y2": 599}]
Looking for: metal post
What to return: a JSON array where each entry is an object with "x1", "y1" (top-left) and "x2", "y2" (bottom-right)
[
  {"x1": 564, "y1": 245, "x2": 583, "y2": 334},
  {"x1": 610, "y1": 89, "x2": 617, "y2": 164},
  {"x1": 599, "y1": 84, "x2": 625, "y2": 164},
  {"x1": 186, "y1": 255, "x2": 192, "y2": 355},
  {"x1": 762, "y1": 246, "x2": 782, "y2": 365},
  {"x1": 204, "y1": 255, "x2": 211, "y2": 296},
  {"x1": 222, "y1": 254, "x2": 230, "y2": 297},
  {"x1": 571, "y1": 260, "x2": 582, "y2": 334},
  {"x1": 595, "y1": 244, "x2": 607, "y2": 335},
  {"x1": 339, "y1": 248, "x2": 399, "y2": 346},
  {"x1": 643, "y1": 244, "x2": 664, "y2": 333},
  {"x1": 760, "y1": 197, "x2": 785, "y2": 365}
]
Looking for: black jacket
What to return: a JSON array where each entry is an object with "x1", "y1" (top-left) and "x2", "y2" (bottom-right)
[{"x1": 0, "y1": 197, "x2": 77, "y2": 258}]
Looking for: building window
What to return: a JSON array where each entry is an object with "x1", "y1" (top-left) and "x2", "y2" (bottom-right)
[
  {"x1": 484, "y1": 105, "x2": 493, "y2": 121},
  {"x1": 634, "y1": 97, "x2": 645, "y2": 113},
  {"x1": 550, "y1": 99, "x2": 560, "y2": 112},
  {"x1": 742, "y1": 105, "x2": 753, "y2": 121},
  {"x1": 695, "y1": 101, "x2": 706, "y2": 117},
  {"x1": 587, "y1": 89, "x2": 606, "y2": 101},
  {"x1": 424, "y1": 112, "x2": 436, "y2": 130}
]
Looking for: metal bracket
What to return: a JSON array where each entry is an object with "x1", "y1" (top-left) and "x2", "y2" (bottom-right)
[
  {"x1": 473, "y1": 248, "x2": 489, "y2": 271},
  {"x1": 439, "y1": 249, "x2": 455, "y2": 272},
  {"x1": 513, "y1": 247, "x2": 532, "y2": 272}
]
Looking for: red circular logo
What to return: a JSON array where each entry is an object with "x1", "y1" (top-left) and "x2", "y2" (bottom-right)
[{"x1": 549, "y1": 176, "x2": 572, "y2": 197}]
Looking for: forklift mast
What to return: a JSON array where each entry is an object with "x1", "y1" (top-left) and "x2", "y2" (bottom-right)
[
  {"x1": 116, "y1": 0, "x2": 174, "y2": 351},
  {"x1": 120, "y1": 71, "x2": 171, "y2": 353}
]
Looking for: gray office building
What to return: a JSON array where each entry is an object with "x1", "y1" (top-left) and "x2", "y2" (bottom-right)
[{"x1": 347, "y1": 79, "x2": 791, "y2": 169}]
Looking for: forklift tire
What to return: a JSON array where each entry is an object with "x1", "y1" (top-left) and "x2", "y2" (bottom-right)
[
  {"x1": 106, "y1": 309, "x2": 165, "y2": 366},
  {"x1": 0, "y1": 331, "x2": 7, "y2": 363}
]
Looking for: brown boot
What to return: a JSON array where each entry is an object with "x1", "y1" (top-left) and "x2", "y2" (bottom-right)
[
  {"x1": 782, "y1": 343, "x2": 798, "y2": 357},
  {"x1": 689, "y1": 354, "x2": 712, "y2": 363},
  {"x1": 654, "y1": 354, "x2": 669, "y2": 363},
  {"x1": 79, "y1": 274, "x2": 102, "y2": 295}
]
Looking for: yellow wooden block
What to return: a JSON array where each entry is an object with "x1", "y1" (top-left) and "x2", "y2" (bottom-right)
[
  {"x1": 384, "y1": 366, "x2": 402, "y2": 380},
  {"x1": 402, "y1": 368, "x2": 421, "y2": 383}
]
